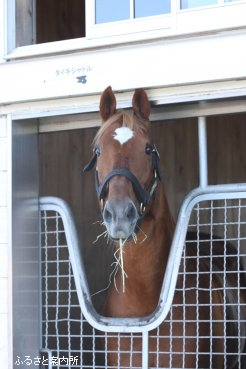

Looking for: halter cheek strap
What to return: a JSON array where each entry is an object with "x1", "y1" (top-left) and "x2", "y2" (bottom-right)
[
  {"x1": 95, "y1": 168, "x2": 156, "y2": 210},
  {"x1": 83, "y1": 144, "x2": 161, "y2": 215},
  {"x1": 83, "y1": 147, "x2": 100, "y2": 172}
]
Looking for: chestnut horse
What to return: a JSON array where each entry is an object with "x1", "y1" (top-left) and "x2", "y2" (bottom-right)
[{"x1": 84, "y1": 87, "x2": 246, "y2": 368}]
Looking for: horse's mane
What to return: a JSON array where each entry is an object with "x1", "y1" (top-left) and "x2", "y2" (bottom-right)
[{"x1": 93, "y1": 110, "x2": 150, "y2": 148}]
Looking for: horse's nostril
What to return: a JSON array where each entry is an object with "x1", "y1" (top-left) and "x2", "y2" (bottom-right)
[
  {"x1": 125, "y1": 203, "x2": 137, "y2": 223},
  {"x1": 103, "y1": 200, "x2": 137, "y2": 230},
  {"x1": 104, "y1": 207, "x2": 113, "y2": 224}
]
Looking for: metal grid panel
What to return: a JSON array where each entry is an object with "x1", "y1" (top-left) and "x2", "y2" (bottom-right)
[
  {"x1": 41, "y1": 210, "x2": 106, "y2": 368},
  {"x1": 40, "y1": 195, "x2": 246, "y2": 369}
]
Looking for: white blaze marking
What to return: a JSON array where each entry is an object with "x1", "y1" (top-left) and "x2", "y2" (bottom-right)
[{"x1": 113, "y1": 127, "x2": 134, "y2": 145}]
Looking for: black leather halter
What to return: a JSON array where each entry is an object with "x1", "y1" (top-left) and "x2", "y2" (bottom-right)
[{"x1": 83, "y1": 143, "x2": 161, "y2": 215}]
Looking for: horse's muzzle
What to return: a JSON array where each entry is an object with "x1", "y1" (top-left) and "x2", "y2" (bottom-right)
[{"x1": 102, "y1": 197, "x2": 139, "y2": 241}]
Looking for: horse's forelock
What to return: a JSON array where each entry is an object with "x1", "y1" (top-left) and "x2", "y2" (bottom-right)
[{"x1": 93, "y1": 110, "x2": 149, "y2": 148}]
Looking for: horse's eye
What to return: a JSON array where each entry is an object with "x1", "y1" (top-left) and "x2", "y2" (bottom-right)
[
  {"x1": 145, "y1": 143, "x2": 153, "y2": 155},
  {"x1": 95, "y1": 146, "x2": 101, "y2": 156}
]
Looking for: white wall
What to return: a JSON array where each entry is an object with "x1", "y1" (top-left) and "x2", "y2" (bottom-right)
[
  {"x1": 0, "y1": 116, "x2": 10, "y2": 369},
  {"x1": 1, "y1": 31, "x2": 246, "y2": 106}
]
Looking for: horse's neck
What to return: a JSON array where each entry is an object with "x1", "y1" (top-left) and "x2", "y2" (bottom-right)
[{"x1": 106, "y1": 183, "x2": 175, "y2": 316}]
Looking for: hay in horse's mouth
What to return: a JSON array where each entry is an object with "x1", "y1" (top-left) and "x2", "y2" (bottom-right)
[
  {"x1": 111, "y1": 234, "x2": 139, "y2": 292},
  {"x1": 117, "y1": 239, "x2": 127, "y2": 293},
  {"x1": 92, "y1": 225, "x2": 147, "y2": 294},
  {"x1": 111, "y1": 232, "x2": 138, "y2": 243}
]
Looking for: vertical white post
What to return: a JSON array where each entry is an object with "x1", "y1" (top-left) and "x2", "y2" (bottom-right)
[
  {"x1": 130, "y1": 0, "x2": 134, "y2": 19},
  {"x1": 171, "y1": 0, "x2": 178, "y2": 29},
  {"x1": 198, "y1": 116, "x2": 208, "y2": 188},
  {"x1": 142, "y1": 331, "x2": 149, "y2": 369}
]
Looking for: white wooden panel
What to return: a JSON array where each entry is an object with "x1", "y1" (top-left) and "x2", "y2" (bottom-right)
[
  {"x1": 175, "y1": 2, "x2": 246, "y2": 35},
  {"x1": 0, "y1": 80, "x2": 245, "y2": 121},
  {"x1": 0, "y1": 118, "x2": 7, "y2": 136},
  {"x1": 1, "y1": 30, "x2": 246, "y2": 105},
  {"x1": 0, "y1": 313, "x2": 8, "y2": 369},
  {"x1": 0, "y1": 208, "x2": 7, "y2": 244},
  {"x1": 0, "y1": 124, "x2": 7, "y2": 138},
  {"x1": 0, "y1": 139, "x2": 7, "y2": 171},
  {"x1": 0, "y1": 173, "x2": 7, "y2": 206},
  {"x1": 0, "y1": 279, "x2": 8, "y2": 314},
  {"x1": 0, "y1": 244, "x2": 7, "y2": 278}
]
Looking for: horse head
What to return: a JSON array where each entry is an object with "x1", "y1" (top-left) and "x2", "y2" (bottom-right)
[{"x1": 84, "y1": 86, "x2": 161, "y2": 241}]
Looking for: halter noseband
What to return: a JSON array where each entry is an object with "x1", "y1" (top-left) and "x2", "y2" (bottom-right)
[{"x1": 83, "y1": 144, "x2": 161, "y2": 216}]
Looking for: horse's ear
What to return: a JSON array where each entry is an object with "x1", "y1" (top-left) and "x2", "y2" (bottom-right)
[
  {"x1": 132, "y1": 89, "x2": 151, "y2": 120},
  {"x1": 99, "y1": 86, "x2": 117, "y2": 122}
]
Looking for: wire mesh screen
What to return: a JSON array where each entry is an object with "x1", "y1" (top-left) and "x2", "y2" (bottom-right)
[
  {"x1": 40, "y1": 196, "x2": 246, "y2": 369},
  {"x1": 41, "y1": 209, "x2": 106, "y2": 368}
]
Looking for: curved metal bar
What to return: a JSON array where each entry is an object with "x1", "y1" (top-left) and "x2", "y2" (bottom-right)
[{"x1": 39, "y1": 183, "x2": 246, "y2": 333}]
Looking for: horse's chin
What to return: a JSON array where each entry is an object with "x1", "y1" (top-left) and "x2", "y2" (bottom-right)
[
  {"x1": 105, "y1": 225, "x2": 136, "y2": 243},
  {"x1": 110, "y1": 235, "x2": 133, "y2": 243},
  {"x1": 108, "y1": 232, "x2": 134, "y2": 243}
]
